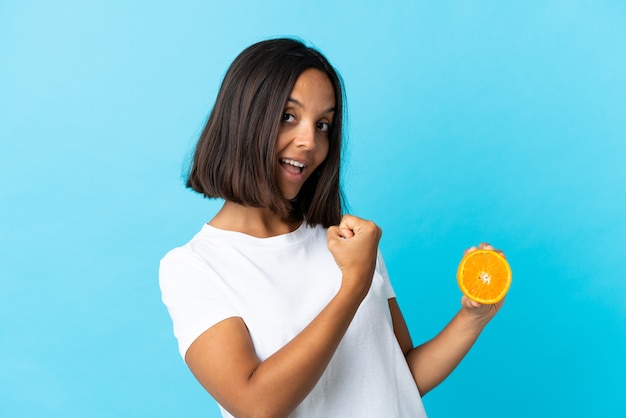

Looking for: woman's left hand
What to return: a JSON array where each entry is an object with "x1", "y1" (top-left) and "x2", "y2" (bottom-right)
[{"x1": 460, "y1": 242, "x2": 506, "y2": 323}]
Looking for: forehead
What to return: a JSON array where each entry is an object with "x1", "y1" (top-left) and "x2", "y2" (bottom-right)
[{"x1": 289, "y1": 69, "x2": 336, "y2": 107}]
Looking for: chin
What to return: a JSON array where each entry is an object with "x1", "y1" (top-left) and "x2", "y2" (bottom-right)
[{"x1": 279, "y1": 185, "x2": 301, "y2": 201}]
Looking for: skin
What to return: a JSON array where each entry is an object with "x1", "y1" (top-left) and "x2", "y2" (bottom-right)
[
  {"x1": 209, "y1": 68, "x2": 333, "y2": 237},
  {"x1": 390, "y1": 242, "x2": 506, "y2": 395},
  {"x1": 275, "y1": 68, "x2": 334, "y2": 201},
  {"x1": 186, "y1": 69, "x2": 504, "y2": 418}
]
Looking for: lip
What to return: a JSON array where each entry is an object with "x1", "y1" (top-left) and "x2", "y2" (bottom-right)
[{"x1": 278, "y1": 157, "x2": 309, "y2": 179}]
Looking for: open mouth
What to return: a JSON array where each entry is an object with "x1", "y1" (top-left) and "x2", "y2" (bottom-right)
[{"x1": 280, "y1": 158, "x2": 305, "y2": 174}]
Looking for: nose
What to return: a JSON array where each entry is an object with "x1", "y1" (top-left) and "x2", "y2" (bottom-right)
[{"x1": 294, "y1": 122, "x2": 316, "y2": 150}]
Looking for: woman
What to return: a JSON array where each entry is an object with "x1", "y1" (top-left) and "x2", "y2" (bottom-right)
[{"x1": 160, "y1": 38, "x2": 504, "y2": 418}]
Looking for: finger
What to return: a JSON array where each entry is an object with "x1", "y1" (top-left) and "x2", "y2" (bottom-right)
[
  {"x1": 337, "y1": 214, "x2": 381, "y2": 242},
  {"x1": 478, "y1": 243, "x2": 507, "y2": 258},
  {"x1": 463, "y1": 246, "x2": 477, "y2": 256},
  {"x1": 327, "y1": 226, "x2": 343, "y2": 240},
  {"x1": 338, "y1": 214, "x2": 358, "y2": 230},
  {"x1": 336, "y1": 215, "x2": 358, "y2": 239},
  {"x1": 338, "y1": 227, "x2": 355, "y2": 239},
  {"x1": 468, "y1": 299, "x2": 482, "y2": 309},
  {"x1": 338, "y1": 214, "x2": 374, "y2": 237},
  {"x1": 461, "y1": 295, "x2": 483, "y2": 309},
  {"x1": 328, "y1": 219, "x2": 357, "y2": 240}
]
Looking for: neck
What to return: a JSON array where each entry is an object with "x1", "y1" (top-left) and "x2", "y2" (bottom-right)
[{"x1": 209, "y1": 201, "x2": 302, "y2": 238}]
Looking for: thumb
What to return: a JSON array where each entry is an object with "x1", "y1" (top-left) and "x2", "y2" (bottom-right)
[
  {"x1": 338, "y1": 227, "x2": 355, "y2": 239},
  {"x1": 462, "y1": 295, "x2": 483, "y2": 309},
  {"x1": 327, "y1": 225, "x2": 353, "y2": 241},
  {"x1": 337, "y1": 214, "x2": 358, "y2": 239}
]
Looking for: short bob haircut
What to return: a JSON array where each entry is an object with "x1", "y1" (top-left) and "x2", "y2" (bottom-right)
[{"x1": 186, "y1": 38, "x2": 345, "y2": 227}]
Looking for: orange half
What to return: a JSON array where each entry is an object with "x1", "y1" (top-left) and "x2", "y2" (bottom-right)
[{"x1": 457, "y1": 249, "x2": 512, "y2": 304}]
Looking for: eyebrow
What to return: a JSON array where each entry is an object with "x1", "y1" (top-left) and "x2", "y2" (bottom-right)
[{"x1": 288, "y1": 97, "x2": 336, "y2": 114}]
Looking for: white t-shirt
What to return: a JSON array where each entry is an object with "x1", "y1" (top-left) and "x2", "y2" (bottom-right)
[{"x1": 159, "y1": 222, "x2": 427, "y2": 418}]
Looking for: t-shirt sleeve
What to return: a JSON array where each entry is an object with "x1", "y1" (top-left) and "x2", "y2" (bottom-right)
[
  {"x1": 375, "y1": 251, "x2": 396, "y2": 300},
  {"x1": 159, "y1": 246, "x2": 240, "y2": 359}
]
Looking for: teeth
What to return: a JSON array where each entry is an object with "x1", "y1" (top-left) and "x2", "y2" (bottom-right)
[{"x1": 280, "y1": 158, "x2": 305, "y2": 168}]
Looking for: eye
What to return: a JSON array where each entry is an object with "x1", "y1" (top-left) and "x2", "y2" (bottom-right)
[
  {"x1": 281, "y1": 113, "x2": 295, "y2": 123},
  {"x1": 317, "y1": 122, "x2": 331, "y2": 132}
]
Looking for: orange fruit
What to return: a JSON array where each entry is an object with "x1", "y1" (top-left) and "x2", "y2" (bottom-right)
[{"x1": 457, "y1": 249, "x2": 511, "y2": 304}]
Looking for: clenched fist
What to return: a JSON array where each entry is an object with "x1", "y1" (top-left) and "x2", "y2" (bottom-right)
[{"x1": 327, "y1": 214, "x2": 382, "y2": 299}]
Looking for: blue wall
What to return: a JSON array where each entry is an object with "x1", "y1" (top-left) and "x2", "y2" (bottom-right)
[{"x1": 1, "y1": 1, "x2": 624, "y2": 416}]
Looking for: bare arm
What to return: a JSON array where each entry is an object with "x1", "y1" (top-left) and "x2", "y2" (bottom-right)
[
  {"x1": 389, "y1": 243, "x2": 505, "y2": 396},
  {"x1": 389, "y1": 297, "x2": 503, "y2": 395},
  {"x1": 185, "y1": 215, "x2": 381, "y2": 418}
]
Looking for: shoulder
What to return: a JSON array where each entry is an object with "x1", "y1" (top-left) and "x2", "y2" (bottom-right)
[
  {"x1": 160, "y1": 238, "x2": 208, "y2": 273},
  {"x1": 160, "y1": 244, "x2": 202, "y2": 270},
  {"x1": 159, "y1": 226, "x2": 218, "y2": 288},
  {"x1": 159, "y1": 246, "x2": 207, "y2": 298},
  {"x1": 159, "y1": 223, "x2": 223, "y2": 270}
]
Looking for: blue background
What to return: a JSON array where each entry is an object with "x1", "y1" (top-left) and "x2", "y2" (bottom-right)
[{"x1": 2, "y1": 1, "x2": 625, "y2": 417}]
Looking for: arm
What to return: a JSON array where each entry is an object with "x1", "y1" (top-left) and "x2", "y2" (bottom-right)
[
  {"x1": 185, "y1": 215, "x2": 381, "y2": 418},
  {"x1": 389, "y1": 243, "x2": 505, "y2": 396},
  {"x1": 389, "y1": 296, "x2": 503, "y2": 395}
]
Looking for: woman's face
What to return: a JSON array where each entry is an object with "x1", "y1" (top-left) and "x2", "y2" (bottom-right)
[{"x1": 276, "y1": 68, "x2": 335, "y2": 200}]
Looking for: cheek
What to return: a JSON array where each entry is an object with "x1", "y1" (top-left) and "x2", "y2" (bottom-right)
[{"x1": 275, "y1": 130, "x2": 289, "y2": 150}]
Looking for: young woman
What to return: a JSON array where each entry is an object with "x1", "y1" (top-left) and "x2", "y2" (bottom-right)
[{"x1": 160, "y1": 38, "x2": 505, "y2": 418}]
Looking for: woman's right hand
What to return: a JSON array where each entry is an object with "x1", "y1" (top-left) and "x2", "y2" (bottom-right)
[{"x1": 327, "y1": 214, "x2": 382, "y2": 298}]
